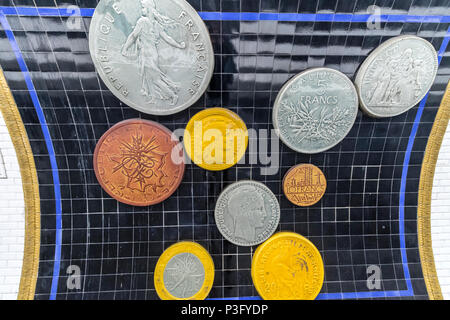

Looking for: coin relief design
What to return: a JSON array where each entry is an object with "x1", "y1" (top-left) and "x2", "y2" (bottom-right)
[
  {"x1": 93, "y1": 119, "x2": 184, "y2": 206},
  {"x1": 283, "y1": 164, "x2": 327, "y2": 207},
  {"x1": 355, "y1": 35, "x2": 438, "y2": 118},
  {"x1": 89, "y1": 0, "x2": 214, "y2": 115},
  {"x1": 273, "y1": 68, "x2": 358, "y2": 154},
  {"x1": 215, "y1": 181, "x2": 280, "y2": 246},
  {"x1": 163, "y1": 253, "x2": 205, "y2": 299},
  {"x1": 184, "y1": 108, "x2": 249, "y2": 171},
  {"x1": 252, "y1": 232, "x2": 324, "y2": 300},
  {"x1": 154, "y1": 242, "x2": 215, "y2": 300}
]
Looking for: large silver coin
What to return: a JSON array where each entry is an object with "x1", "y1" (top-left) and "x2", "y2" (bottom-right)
[
  {"x1": 163, "y1": 252, "x2": 205, "y2": 299},
  {"x1": 215, "y1": 180, "x2": 280, "y2": 247},
  {"x1": 273, "y1": 68, "x2": 358, "y2": 154},
  {"x1": 355, "y1": 35, "x2": 438, "y2": 118},
  {"x1": 89, "y1": 0, "x2": 214, "y2": 115}
]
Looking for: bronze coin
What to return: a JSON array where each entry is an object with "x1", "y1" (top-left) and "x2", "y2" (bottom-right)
[
  {"x1": 93, "y1": 119, "x2": 185, "y2": 206},
  {"x1": 283, "y1": 164, "x2": 327, "y2": 207}
]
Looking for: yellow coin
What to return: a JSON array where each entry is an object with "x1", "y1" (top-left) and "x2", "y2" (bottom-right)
[
  {"x1": 154, "y1": 241, "x2": 215, "y2": 300},
  {"x1": 184, "y1": 108, "x2": 248, "y2": 171},
  {"x1": 251, "y1": 232, "x2": 324, "y2": 300}
]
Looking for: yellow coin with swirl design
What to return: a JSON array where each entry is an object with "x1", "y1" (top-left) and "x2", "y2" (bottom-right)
[
  {"x1": 154, "y1": 242, "x2": 215, "y2": 300},
  {"x1": 184, "y1": 108, "x2": 248, "y2": 171},
  {"x1": 251, "y1": 232, "x2": 324, "y2": 300}
]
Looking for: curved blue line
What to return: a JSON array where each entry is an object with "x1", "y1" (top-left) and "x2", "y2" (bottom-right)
[
  {"x1": 398, "y1": 26, "x2": 450, "y2": 295},
  {"x1": 0, "y1": 11, "x2": 62, "y2": 300}
]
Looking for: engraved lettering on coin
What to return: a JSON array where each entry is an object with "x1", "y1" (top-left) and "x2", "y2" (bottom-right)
[
  {"x1": 93, "y1": 119, "x2": 185, "y2": 206},
  {"x1": 273, "y1": 68, "x2": 358, "y2": 154},
  {"x1": 163, "y1": 252, "x2": 205, "y2": 299},
  {"x1": 251, "y1": 232, "x2": 324, "y2": 300},
  {"x1": 89, "y1": 0, "x2": 214, "y2": 115},
  {"x1": 283, "y1": 164, "x2": 327, "y2": 207},
  {"x1": 355, "y1": 35, "x2": 438, "y2": 118},
  {"x1": 215, "y1": 181, "x2": 280, "y2": 246}
]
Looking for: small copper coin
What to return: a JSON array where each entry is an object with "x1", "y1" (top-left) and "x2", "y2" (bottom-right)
[
  {"x1": 283, "y1": 164, "x2": 326, "y2": 207},
  {"x1": 93, "y1": 119, "x2": 185, "y2": 206}
]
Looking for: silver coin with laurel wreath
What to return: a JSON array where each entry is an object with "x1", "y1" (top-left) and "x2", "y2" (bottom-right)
[{"x1": 273, "y1": 68, "x2": 358, "y2": 154}]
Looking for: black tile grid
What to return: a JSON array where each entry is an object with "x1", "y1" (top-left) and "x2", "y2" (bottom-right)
[{"x1": 0, "y1": 0, "x2": 448, "y2": 300}]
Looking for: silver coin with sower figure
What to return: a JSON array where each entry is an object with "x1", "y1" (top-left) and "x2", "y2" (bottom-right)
[
  {"x1": 355, "y1": 35, "x2": 438, "y2": 118},
  {"x1": 214, "y1": 181, "x2": 280, "y2": 247},
  {"x1": 273, "y1": 68, "x2": 359, "y2": 154},
  {"x1": 89, "y1": 0, "x2": 214, "y2": 115}
]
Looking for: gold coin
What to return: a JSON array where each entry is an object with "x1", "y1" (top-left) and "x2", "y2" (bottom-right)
[
  {"x1": 184, "y1": 108, "x2": 248, "y2": 171},
  {"x1": 154, "y1": 242, "x2": 214, "y2": 300},
  {"x1": 283, "y1": 164, "x2": 327, "y2": 207},
  {"x1": 252, "y1": 232, "x2": 324, "y2": 300}
]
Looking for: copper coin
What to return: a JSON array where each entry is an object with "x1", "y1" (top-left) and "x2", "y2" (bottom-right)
[
  {"x1": 282, "y1": 164, "x2": 327, "y2": 207},
  {"x1": 93, "y1": 119, "x2": 185, "y2": 206}
]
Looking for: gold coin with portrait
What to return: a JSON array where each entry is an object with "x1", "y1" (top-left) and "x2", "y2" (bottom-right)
[
  {"x1": 252, "y1": 232, "x2": 324, "y2": 300},
  {"x1": 184, "y1": 108, "x2": 248, "y2": 171}
]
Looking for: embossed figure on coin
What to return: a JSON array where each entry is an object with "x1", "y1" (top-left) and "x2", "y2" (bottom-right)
[
  {"x1": 355, "y1": 35, "x2": 438, "y2": 118},
  {"x1": 251, "y1": 232, "x2": 324, "y2": 300},
  {"x1": 273, "y1": 68, "x2": 358, "y2": 154},
  {"x1": 227, "y1": 186, "x2": 267, "y2": 242},
  {"x1": 89, "y1": 0, "x2": 214, "y2": 115},
  {"x1": 283, "y1": 164, "x2": 326, "y2": 207},
  {"x1": 267, "y1": 245, "x2": 312, "y2": 299},
  {"x1": 215, "y1": 181, "x2": 280, "y2": 247},
  {"x1": 368, "y1": 48, "x2": 425, "y2": 106},
  {"x1": 121, "y1": 0, "x2": 186, "y2": 106},
  {"x1": 93, "y1": 119, "x2": 185, "y2": 206},
  {"x1": 163, "y1": 253, "x2": 205, "y2": 299}
]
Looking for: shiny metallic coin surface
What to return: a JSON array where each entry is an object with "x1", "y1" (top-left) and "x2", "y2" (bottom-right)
[
  {"x1": 273, "y1": 68, "x2": 358, "y2": 154},
  {"x1": 184, "y1": 108, "x2": 248, "y2": 171},
  {"x1": 89, "y1": 0, "x2": 214, "y2": 115},
  {"x1": 93, "y1": 119, "x2": 185, "y2": 206},
  {"x1": 355, "y1": 35, "x2": 438, "y2": 118},
  {"x1": 252, "y1": 232, "x2": 324, "y2": 300},
  {"x1": 154, "y1": 242, "x2": 214, "y2": 300},
  {"x1": 214, "y1": 180, "x2": 280, "y2": 247},
  {"x1": 283, "y1": 164, "x2": 327, "y2": 207}
]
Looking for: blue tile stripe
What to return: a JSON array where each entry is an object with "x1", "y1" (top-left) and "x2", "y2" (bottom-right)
[
  {"x1": 0, "y1": 6, "x2": 449, "y2": 23},
  {"x1": 0, "y1": 5, "x2": 449, "y2": 300},
  {"x1": 0, "y1": 11, "x2": 63, "y2": 300}
]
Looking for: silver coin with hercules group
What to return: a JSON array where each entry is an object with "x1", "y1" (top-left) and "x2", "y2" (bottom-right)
[
  {"x1": 89, "y1": 0, "x2": 214, "y2": 115},
  {"x1": 355, "y1": 35, "x2": 438, "y2": 118}
]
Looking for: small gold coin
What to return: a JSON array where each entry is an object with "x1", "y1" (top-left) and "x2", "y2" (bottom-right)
[
  {"x1": 184, "y1": 108, "x2": 248, "y2": 171},
  {"x1": 283, "y1": 164, "x2": 327, "y2": 207},
  {"x1": 252, "y1": 232, "x2": 324, "y2": 300},
  {"x1": 154, "y1": 242, "x2": 214, "y2": 300}
]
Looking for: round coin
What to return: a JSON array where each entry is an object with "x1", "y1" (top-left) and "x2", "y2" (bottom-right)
[
  {"x1": 273, "y1": 68, "x2": 358, "y2": 154},
  {"x1": 184, "y1": 108, "x2": 248, "y2": 171},
  {"x1": 154, "y1": 242, "x2": 214, "y2": 300},
  {"x1": 93, "y1": 119, "x2": 185, "y2": 206},
  {"x1": 252, "y1": 232, "x2": 324, "y2": 300},
  {"x1": 355, "y1": 35, "x2": 438, "y2": 118},
  {"x1": 214, "y1": 180, "x2": 280, "y2": 246},
  {"x1": 89, "y1": 0, "x2": 214, "y2": 115},
  {"x1": 283, "y1": 164, "x2": 327, "y2": 207}
]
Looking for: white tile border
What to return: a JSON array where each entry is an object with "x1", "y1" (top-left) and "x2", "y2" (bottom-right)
[
  {"x1": 431, "y1": 123, "x2": 450, "y2": 300},
  {"x1": 0, "y1": 111, "x2": 25, "y2": 300}
]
